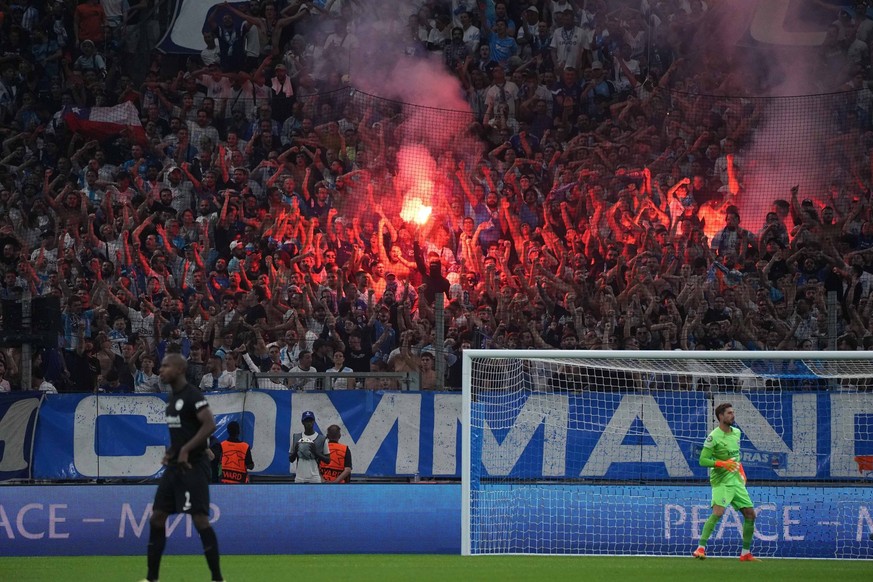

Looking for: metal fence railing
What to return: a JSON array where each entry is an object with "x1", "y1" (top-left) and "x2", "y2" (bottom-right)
[{"x1": 244, "y1": 371, "x2": 423, "y2": 391}]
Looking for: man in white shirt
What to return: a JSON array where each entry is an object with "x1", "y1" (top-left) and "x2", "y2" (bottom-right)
[
  {"x1": 289, "y1": 350, "x2": 319, "y2": 390},
  {"x1": 33, "y1": 366, "x2": 58, "y2": 393},
  {"x1": 327, "y1": 351, "x2": 354, "y2": 389},
  {"x1": 612, "y1": 44, "x2": 640, "y2": 93},
  {"x1": 100, "y1": 0, "x2": 126, "y2": 30},
  {"x1": 550, "y1": 8, "x2": 586, "y2": 71},
  {"x1": 200, "y1": 31, "x2": 221, "y2": 66},
  {"x1": 484, "y1": 65, "x2": 520, "y2": 129},
  {"x1": 199, "y1": 353, "x2": 236, "y2": 390},
  {"x1": 459, "y1": 10, "x2": 480, "y2": 54},
  {"x1": 198, "y1": 66, "x2": 233, "y2": 119}
]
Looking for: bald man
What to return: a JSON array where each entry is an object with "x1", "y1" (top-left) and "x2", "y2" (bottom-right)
[{"x1": 140, "y1": 354, "x2": 224, "y2": 582}]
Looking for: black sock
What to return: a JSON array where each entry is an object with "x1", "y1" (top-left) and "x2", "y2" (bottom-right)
[
  {"x1": 199, "y1": 526, "x2": 222, "y2": 581},
  {"x1": 146, "y1": 524, "x2": 166, "y2": 581}
]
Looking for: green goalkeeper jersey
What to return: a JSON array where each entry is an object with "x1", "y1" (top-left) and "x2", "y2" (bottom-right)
[{"x1": 700, "y1": 426, "x2": 743, "y2": 487}]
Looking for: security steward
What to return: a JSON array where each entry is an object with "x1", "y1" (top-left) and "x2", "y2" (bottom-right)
[
  {"x1": 219, "y1": 420, "x2": 254, "y2": 484},
  {"x1": 319, "y1": 424, "x2": 352, "y2": 483}
]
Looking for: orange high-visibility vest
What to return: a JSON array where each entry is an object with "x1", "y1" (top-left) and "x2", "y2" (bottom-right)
[
  {"x1": 319, "y1": 441, "x2": 350, "y2": 483},
  {"x1": 220, "y1": 440, "x2": 250, "y2": 484}
]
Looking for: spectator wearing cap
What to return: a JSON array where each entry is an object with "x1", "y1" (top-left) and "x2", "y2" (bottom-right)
[
  {"x1": 550, "y1": 9, "x2": 586, "y2": 71},
  {"x1": 581, "y1": 59, "x2": 614, "y2": 118},
  {"x1": 228, "y1": 240, "x2": 247, "y2": 273},
  {"x1": 264, "y1": 341, "x2": 283, "y2": 369},
  {"x1": 516, "y1": 8, "x2": 541, "y2": 60},
  {"x1": 269, "y1": 63, "x2": 295, "y2": 121},
  {"x1": 289, "y1": 410, "x2": 330, "y2": 483}
]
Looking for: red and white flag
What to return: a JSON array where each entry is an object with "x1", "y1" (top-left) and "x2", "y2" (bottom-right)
[{"x1": 63, "y1": 101, "x2": 147, "y2": 144}]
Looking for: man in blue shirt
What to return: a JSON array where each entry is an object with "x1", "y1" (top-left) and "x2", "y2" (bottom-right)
[{"x1": 487, "y1": 19, "x2": 518, "y2": 67}]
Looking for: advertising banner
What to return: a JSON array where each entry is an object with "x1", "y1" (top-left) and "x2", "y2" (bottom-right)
[
  {"x1": 0, "y1": 484, "x2": 460, "y2": 556},
  {"x1": 0, "y1": 484, "x2": 870, "y2": 559},
  {"x1": 471, "y1": 484, "x2": 873, "y2": 558},
  {"x1": 22, "y1": 390, "x2": 873, "y2": 481}
]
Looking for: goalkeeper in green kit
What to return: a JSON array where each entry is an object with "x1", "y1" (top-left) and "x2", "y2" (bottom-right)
[{"x1": 693, "y1": 402, "x2": 759, "y2": 561}]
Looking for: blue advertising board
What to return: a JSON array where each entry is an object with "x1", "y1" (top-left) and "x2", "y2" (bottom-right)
[
  {"x1": 470, "y1": 484, "x2": 873, "y2": 558},
  {"x1": 0, "y1": 484, "x2": 460, "y2": 556},
  {"x1": 4, "y1": 390, "x2": 872, "y2": 481},
  {"x1": 0, "y1": 484, "x2": 870, "y2": 558}
]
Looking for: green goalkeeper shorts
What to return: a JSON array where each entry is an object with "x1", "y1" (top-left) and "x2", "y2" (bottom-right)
[{"x1": 711, "y1": 482, "x2": 754, "y2": 509}]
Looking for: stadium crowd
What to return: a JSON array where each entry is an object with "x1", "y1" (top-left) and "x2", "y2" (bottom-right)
[{"x1": 1, "y1": 0, "x2": 873, "y2": 394}]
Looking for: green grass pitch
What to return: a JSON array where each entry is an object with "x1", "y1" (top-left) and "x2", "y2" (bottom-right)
[{"x1": 0, "y1": 555, "x2": 871, "y2": 581}]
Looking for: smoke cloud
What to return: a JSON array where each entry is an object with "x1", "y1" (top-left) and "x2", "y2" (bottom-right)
[
  {"x1": 346, "y1": 2, "x2": 480, "y2": 226},
  {"x1": 682, "y1": 0, "x2": 856, "y2": 231}
]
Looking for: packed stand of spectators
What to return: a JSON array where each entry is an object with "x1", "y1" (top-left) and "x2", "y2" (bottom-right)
[{"x1": 1, "y1": 0, "x2": 873, "y2": 395}]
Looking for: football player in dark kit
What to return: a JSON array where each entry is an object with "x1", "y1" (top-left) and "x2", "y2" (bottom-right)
[{"x1": 139, "y1": 353, "x2": 224, "y2": 582}]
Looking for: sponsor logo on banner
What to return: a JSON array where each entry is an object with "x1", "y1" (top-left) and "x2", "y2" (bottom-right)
[{"x1": 25, "y1": 391, "x2": 873, "y2": 481}]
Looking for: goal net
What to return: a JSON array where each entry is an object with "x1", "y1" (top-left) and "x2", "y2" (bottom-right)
[{"x1": 461, "y1": 350, "x2": 873, "y2": 559}]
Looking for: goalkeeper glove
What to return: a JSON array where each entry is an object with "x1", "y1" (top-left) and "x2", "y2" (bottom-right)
[{"x1": 715, "y1": 459, "x2": 739, "y2": 472}]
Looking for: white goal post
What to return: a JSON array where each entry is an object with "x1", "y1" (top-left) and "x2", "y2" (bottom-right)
[{"x1": 461, "y1": 350, "x2": 873, "y2": 558}]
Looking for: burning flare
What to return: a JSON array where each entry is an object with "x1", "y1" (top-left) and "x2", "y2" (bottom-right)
[{"x1": 401, "y1": 195, "x2": 432, "y2": 225}]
